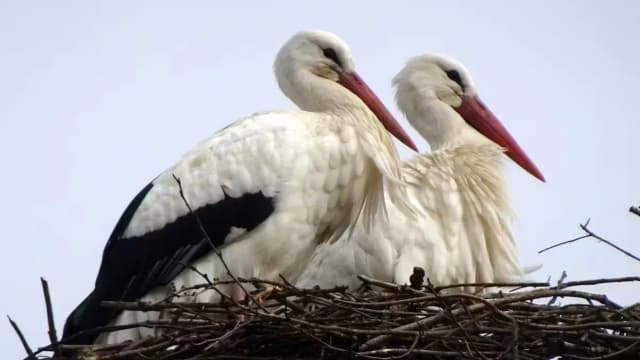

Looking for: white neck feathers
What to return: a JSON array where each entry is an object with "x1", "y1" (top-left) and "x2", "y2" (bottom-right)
[{"x1": 405, "y1": 143, "x2": 523, "y2": 283}]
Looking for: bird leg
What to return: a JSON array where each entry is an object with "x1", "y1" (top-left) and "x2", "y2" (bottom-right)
[
  {"x1": 252, "y1": 283, "x2": 281, "y2": 304},
  {"x1": 229, "y1": 283, "x2": 247, "y2": 322}
]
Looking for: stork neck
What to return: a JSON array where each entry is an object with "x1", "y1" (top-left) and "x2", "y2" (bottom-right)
[
  {"x1": 410, "y1": 99, "x2": 492, "y2": 152},
  {"x1": 281, "y1": 70, "x2": 373, "y2": 116},
  {"x1": 428, "y1": 125, "x2": 490, "y2": 152}
]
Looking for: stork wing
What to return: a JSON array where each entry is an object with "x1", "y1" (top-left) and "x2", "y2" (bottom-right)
[{"x1": 63, "y1": 114, "x2": 303, "y2": 344}]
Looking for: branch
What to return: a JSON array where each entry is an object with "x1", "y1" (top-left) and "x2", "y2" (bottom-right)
[
  {"x1": 579, "y1": 221, "x2": 640, "y2": 262},
  {"x1": 547, "y1": 270, "x2": 567, "y2": 306},
  {"x1": 8, "y1": 316, "x2": 36, "y2": 360},
  {"x1": 40, "y1": 278, "x2": 59, "y2": 355},
  {"x1": 558, "y1": 276, "x2": 640, "y2": 289},
  {"x1": 171, "y1": 174, "x2": 269, "y2": 313},
  {"x1": 357, "y1": 275, "x2": 400, "y2": 290},
  {"x1": 434, "y1": 281, "x2": 550, "y2": 292},
  {"x1": 538, "y1": 219, "x2": 640, "y2": 262}
]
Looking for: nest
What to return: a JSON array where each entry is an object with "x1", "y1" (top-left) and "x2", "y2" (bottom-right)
[{"x1": 21, "y1": 272, "x2": 640, "y2": 360}]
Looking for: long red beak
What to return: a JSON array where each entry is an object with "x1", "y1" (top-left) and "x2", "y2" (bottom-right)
[
  {"x1": 338, "y1": 72, "x2": 417, "y2": 152},
  {"x1": 455, "y1": 96, "x2": 545, "y2": 182}
]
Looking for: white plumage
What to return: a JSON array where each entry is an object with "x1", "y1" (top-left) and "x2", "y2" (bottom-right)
[
  {"x1": 297, "y1": 54, "x2": 544, "y2": 292},
  {"x1": 63, "y1": 30, "x2": 417, "y2": 345}
]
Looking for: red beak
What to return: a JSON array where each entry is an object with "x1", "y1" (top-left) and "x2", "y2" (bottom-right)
[
  {"x1": 455, "y1": 96, "x2": 545, "y2": 182},
  {"x1": 338, "y1": 72, "x2": 417, "y2": 152}
]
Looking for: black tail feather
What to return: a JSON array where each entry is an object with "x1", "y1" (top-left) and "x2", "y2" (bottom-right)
[{"x1": 62, "y1": 289, "x2": 112, "y2": 345}]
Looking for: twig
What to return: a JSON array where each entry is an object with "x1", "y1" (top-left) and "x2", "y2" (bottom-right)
[
  {"x1": 558, "y1": 276, "x2": 640, "y2": 289},
  {"x1": 426, "y1": 286, "x2": 489, "y2": 360},
  {"x1": 172, "y1": 174, "x2": 269, "y2": 313},
  {"x1": 99, "y1": 339, "x2": 174, "y2": 360},
  {"x1": 434, "y1": 281, "x2": 550, "y2": 292},
  {"x1": 579, "y1": 222, "x2": 640, "y2": 262},
  {"x1": 172, "y1": 262, "x2": 257, "y2": 315},
  {"x1": 289, "y1": 322, "x2": 352, "y2": 355},
  {"x1": 179, "y1": 261, "x2": 214, "y2": 286},
  {"x1": 357, "y1": 348, "x2": 501, "y2": 358},
  {"x1": 8, "y1": 316, "x2": 36, "y2": 360},
  {"x1": 40, "y1": 278, "x2": 59, "y2": 355},
  {"x1": 538, "y1": 235, "x2": 590, "y2": 254},
  {"x1": 202, "y1": 320, "x2": 250, "y2": 351},
  {"x1": 538, "y1": 219, "x2": 640, "y2": 262},
  {"x1": 547, "y1": 271, "x2": 568, "y2": 306},
  {"x1": 172, "y1": 174, "x2": 231, "y2": 274},
  {"x1": 357, "y1": 275, "x2": 399, "y2": 290}
]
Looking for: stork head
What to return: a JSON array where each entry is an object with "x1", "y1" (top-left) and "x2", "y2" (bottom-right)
[
  {"x1": 394, "y1": 54, "x2": 544, "y2": 181},
  {"x1": 275, "y1": 30, "x2": 417, "y2": 151}
]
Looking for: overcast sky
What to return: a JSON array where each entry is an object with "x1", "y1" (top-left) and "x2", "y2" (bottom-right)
[{"x1": 2, "y1": 1, "x2": 638, "y2": 357}]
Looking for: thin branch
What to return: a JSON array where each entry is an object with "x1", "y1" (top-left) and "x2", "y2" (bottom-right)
[
  {"x1": 357, "y1": 275, "x2": 401, "y2": 290},
  {"x1": 8, "y1": 316, "x2": 36, "y2": 360},
  {"x1": 288, "y1": 322, "x2": 351, "y2": 355},
  {"x1": 171, "y1": 175, "x2": 227, "y2": 267},
  {"x1": 558, "y1": 276, "x2": 640, "y2": 289},
  {"x1": 547, "y1": 270, "x2": 567, "y2": 306},
  {"x1": 179, "y1": 261, "x2": 214, "y2": 286},
  {"x1": 171, "y1": 174, "x2": 269, "y2": 313},
  {"x1": 568, "y1": 340, "x2": 640, "y2": 360},
  {"x1": 538, "y1": 219, "x2": 640, "y2": 262},
  {"x1": 434, "y1": 281, "x2": 550, "y2": 292},
  {"x1": 40, "y1": 278, "x2": 59, "y2": 355},
  {"x1": 538, "y1": 234, "x2": 591, "y2": 254},
  {"x1": 579, "y1": 222, "x2": 640, "y2": 262},
  {"x1": 427, "y1": 286, "x2": 490, "y2": 360},
  {"x1": 172, "y1": 261, "x2": 253, "y2": 310}
]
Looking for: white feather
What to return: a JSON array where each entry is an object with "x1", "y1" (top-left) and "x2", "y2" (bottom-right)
[
  {"x1": 298, "y1": 54, "x2": 541, "y2": 293},
  {"x1": 94, "y1": 31, "x2": 411, "y2": 344}
]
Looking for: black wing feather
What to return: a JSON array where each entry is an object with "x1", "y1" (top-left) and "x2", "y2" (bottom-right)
[{"x1": 62, "y1": 182, "x2": 274, "y2": 344}]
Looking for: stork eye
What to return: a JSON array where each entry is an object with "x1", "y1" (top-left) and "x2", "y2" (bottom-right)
[
  {"x1": 322, "y1": 48, "x2": 343, "y2": 68},
  {"x1": 446, "y1": 70, "x2": 465, "y2": 91}
]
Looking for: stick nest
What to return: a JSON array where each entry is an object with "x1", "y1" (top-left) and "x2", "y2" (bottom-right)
[{"x1": 36, "y1": 273, "x2": 640, "y2": 359}]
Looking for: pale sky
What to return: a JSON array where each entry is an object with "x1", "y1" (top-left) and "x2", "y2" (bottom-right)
[{"x1": 1, "y1": 1, "x2": 638, "y2": 357}]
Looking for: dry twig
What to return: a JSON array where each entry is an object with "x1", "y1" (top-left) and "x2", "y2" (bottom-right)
[
  {"x1": 539, "y1": 219, "x2": 640, "y2": 262},
  {"x1": 8, "y1": 316, "x2": 36, "y2": 360},
  {"x1": 41, "y1": 278, "x2": 60, "y2": 355},
  {"x1": 172, "y1": 174, "x2": 269, "y2": 313}
]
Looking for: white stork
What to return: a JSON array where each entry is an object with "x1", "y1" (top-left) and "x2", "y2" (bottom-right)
[
  {"x1": 297, "y1": 54, "x2": 544, "y2": 292},
  {"x1": 62, "y1": 30, "x2": 417, "y2": 345}
]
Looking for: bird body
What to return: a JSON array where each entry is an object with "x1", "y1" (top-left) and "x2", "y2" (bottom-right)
[
  {"x1": 297, "y1": 54, "x2": 544, "y2": 292},
  {"x1": 298, "y1": 142, "x2": 515, "y2": 291},
  {"x1": 95, "y1": 110, "x2": 386, "y2": 344},
  {"x1": 63, "y1": 30, "x2": 416, "y2": 345},
  {"x1": 357, "y1": 142, "x2": 518, "y2": 288}
]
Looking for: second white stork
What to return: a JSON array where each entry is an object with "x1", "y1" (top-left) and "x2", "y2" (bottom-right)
[
  {"x1": 297, "y1": 54, "x2": 544, "y2": 292},
  {"x1": 62, "y1": 30, "x2": 417, "y2": 345}
]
